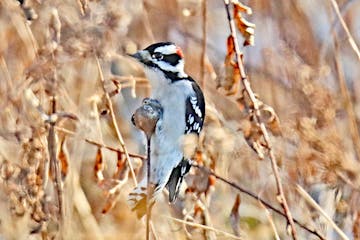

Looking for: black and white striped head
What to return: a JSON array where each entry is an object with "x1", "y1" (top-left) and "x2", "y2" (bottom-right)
[{"x1": 130, "y1": 42, "x2": 188, "y2": 80}]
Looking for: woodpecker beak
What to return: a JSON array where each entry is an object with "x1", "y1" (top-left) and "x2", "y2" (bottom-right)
[{"x1": 128, "y1": 50, "x2": 151, "y2": 64}]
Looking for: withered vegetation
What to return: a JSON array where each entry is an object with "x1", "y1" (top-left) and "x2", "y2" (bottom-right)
[{"x1": 1, "y1": 0, "x2": 360, "y2": 239}]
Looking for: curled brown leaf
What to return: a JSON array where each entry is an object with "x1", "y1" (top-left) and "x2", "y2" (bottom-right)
[
  {"x1": 58, "y1": 137, "x2": 69, "y2": 180},
  {"x1": 233, "y1": 1, "x2": 255, "y2": 46},
  {"x1": 222, "y1": 35, "x2": 241, "y2": 95},
  {"x1": 230, "y1": 194, "x2": 241, "y2": 237},
  {"x1": 94, "y1": 147, "x2": 104, "y2": 182}
]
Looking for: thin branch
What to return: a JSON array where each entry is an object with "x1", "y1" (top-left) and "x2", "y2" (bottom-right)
[
  {"x1": 95, "y1": 56, "x2": 138, "y2": 186},
  {"x1": 222, "y1": 1, "x2": 298, "y2": 239},
  {"x1": 55, "y1": 126, "x2": 146, "y2": 160},
  {"x1": 110, "y1": 77, "x2": 150, "y2": 98},
  {"x1": 259, "y1": 201, "x2": 281, "y2": 240},
  {"x1": 330, "y1": 0, "x2": 360, "y2": 62},
  {"x1": 0, "y1": 56, "x2": 13, "y2": 92},
  {"x1": 86, "y1": 139, "x2": 146, "y2": 160},
  {"x1": 162, "y1": 215, "x2": 242, "y2": 240},
  {"x1": 193, "y1": 164, "x2": 325, "y2": 240},
  {"x1": 47, "y1": 97, "x2": 65, "y2": 236},
  {"x1": 198, "y1": 195, "x2": 217, "y2": 240},
  {"x1": 200, "y1": 0, "x2": 207, "y2": 89},
  {"x1": 296, "y1": 184, "x2": 350, "y2": 240},
  {"x1": 142, "y1": 1, "x2": 155, "y2": 42},
  {"x1": 150, "y1": 222, "x2": 158, "y2": 240},
  {"x1": 333, "y1": 35, "x2": 360, "y2": 161},
  {"x1": 72, "y1": 171, "x2": 104, "y2": 240},
  {"x1": 336, "y1": 171, "x2": 360, "y2": 191},
  {"x1": 91, "y1": 98, "x2": 104, "y2": 145},
  {"x1": 111, "y1": 76, "x2": 149, "y2": 83}
]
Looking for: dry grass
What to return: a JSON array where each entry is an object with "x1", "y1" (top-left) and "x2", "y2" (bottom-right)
[{"x1": 1, "y1": 0, "x2": 360, "y2": 239}]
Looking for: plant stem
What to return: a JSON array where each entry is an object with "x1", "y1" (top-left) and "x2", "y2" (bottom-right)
[{"x1": 146, "y1": 137, "x2": 151, "y2": 240}]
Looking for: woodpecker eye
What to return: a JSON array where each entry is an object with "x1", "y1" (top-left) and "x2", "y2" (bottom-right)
[{"x1": 152, "y1": 52, "x2": 163, "y2": 60}]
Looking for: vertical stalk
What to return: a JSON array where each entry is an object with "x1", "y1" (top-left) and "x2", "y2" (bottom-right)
[{"x1": 146, "y1": 137, "x2": 151, "y2": 240}]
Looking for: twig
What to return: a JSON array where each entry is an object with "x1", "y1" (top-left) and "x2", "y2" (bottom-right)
[
  {"x1": 330, "y1": 0, "x2": 360, "y2": 62},
  {"x1": 150, "y1": 222, "x2": 158, "y2": 240},
  {"x1": 55, "y1": 126, "x2": 146, "y2": 160},
  {"x1": 259, "y1": 201, "x2": 281, "y2": 240},
  {"x1": 47, "y1": 97, "x2": 65, "y2": 236},
  {"x1": 0, "y1": 56, "x2": 12, "y2": 92},
  {"x1": 296, "y1": 184, "x2": 350, "y2": 240},
  {"x1": 111, "y1": 76, "x2": 149, "y2": 84},
  {"x1": 198, "y1": 196, "x2": 217, "y2": 240},
  {"x1": 91, "y1": 98, "x2": 104, "y2": 145},
  {"x1": 142, "y1": 1, "x2": 155, "y2": 42},
  {"x1": 193, "y1": 164, "x2": 325, "y2": 240},
  {"x1": 333, "y1": 35, "x2": 360, "y2": 161},
  {"x1": 54, "y1": 126, "x2": 146, "y2": 160},
  {"x1": 162, "y1": 215, "x2": 242, "y2": 240},
  {"x1": 72, "y1": 171, "x2": 104, "y2": 240},
  {"x1": 86, "y1": 139, "x2": 146, "y2": 160},
  {"x1": 336, "y1": 171, "x2": 360, "y2": 191},
  {"x1": 110, "y1": 77, "x2": 150, "y2": 98},
  {"x1": 95, "y1": 56, "x2": 138, "y2": 186},
  {"x1": 222, "y1": 1, "x2": 298, "y2": 239},
  {"x1": 77, "y1": 0, "x2": 88, "y2": 16},
  {"x1": 200, "y1": 0, "x2": 207, "y2": 88}
]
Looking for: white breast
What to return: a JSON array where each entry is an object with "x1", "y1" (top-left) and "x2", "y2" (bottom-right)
[
  {"x1": 144, "y1": 67, "x2": 194, "y2": 182},
  {"x1": 144, "y1": 68, "x2": 188, "y2": 151}
]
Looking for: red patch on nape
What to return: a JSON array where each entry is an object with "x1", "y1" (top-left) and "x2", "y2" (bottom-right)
[{"x1": 176, "y1": 46, "x2": 184, "y2": 58}]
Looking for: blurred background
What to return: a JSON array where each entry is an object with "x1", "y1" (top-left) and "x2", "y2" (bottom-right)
[{"x1": 1, "y1": 0, "x2": 360, "y2": 239}]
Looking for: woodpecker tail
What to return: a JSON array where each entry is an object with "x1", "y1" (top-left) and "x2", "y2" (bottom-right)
[{"x1": 166, "y1": 158, "x2": 192, "y2": 203}]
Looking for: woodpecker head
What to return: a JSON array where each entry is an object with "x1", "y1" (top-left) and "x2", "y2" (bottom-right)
[{"x1": 130, "y1": 42, "x2": 188, "y2": 80}]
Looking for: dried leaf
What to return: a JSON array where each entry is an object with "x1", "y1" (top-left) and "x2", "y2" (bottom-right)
[
  {"x1": 186, "y1": 168, "x2": 210, "y2": 194},
  {"x1": 58, "y1": 137, "x2": 69, "y2": 180},
  {"x1": 208, "y1": 175, "x2": 216, "y2": 187},
  {"x1": 96, "y1": 178, "x2": 125, "y2": 214},
  {"x1": 236, "y1": 95, "x2": 247, "y2": 111},
  {"x1": 94, "y1": 147, "x2": 104, "y2": 182},
  {"x1": 222, "y1": 36, "x2": 241, "y2": 95},
  {"x1": 101, "y1": 191, "x2": 120, "y2": 214},
  {"x1": 113, "y1": 151, "x2": 128, "y2": 180},
  {"x1": 239, "y1": 116, "x2": 266, "y2": 159},
  {"x1": 49, "y1": 8, "x2": 61, "y2": 45},
  {"x1": 233, "y1": 1, "x2": 255, "y2": 46},
  {"x1": 237, "y1": 90, "x2": 281, "y2": 156},
  {"x1": 250, "y1": 140, "x2": 266, "y2": 160},
  {"x1": 226, "y1": 35, "x2": 235, "y2": 58},
  {"x1": 230, "y1": 194, "x2": 241, "y2": 236},
  {"x1": 195, "y1": 150, "x2": 204, "y2": 165},
  {"x1": 227, "y1": 65, "x2": 241, "y2": 96},
  {"x1": 353, "y1": 211, "x2": 360, "y2": 240},
  {"x1": 24, "y1": 89, "x2": 49, "y2": 121},
  {"x1": 231, "y1": 0, "x2": 252, "y2": 14},
  {"x1": 259, "y1": 104, "x2": 281, "y2": 136},
  {"x1": 194, "y1": 202, "x2": 204, "y2": 217}
]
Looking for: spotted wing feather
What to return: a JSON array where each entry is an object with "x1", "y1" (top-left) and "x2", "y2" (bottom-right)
[{"x1": 185, "y1": 81, "x2": 205, "y2": 135}]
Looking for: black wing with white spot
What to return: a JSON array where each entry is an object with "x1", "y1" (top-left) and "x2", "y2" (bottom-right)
[
  {"x1": 166, "y1": 158, "x2": 192, "y2": 202},
  {"x1": 185, "y1": 81, "x2": 205, "y2": 135}
]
